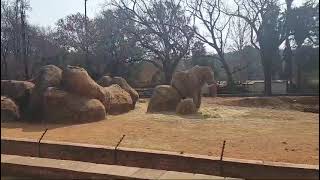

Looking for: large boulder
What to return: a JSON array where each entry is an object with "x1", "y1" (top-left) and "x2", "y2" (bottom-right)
[
  {"x1": 28, "y1": 65, "x2": 63, "y2": 119},
  {"x1": 105, "y1": 84, "x2": 133, "y2": 115},
  {"x1": 43, "y1": 87, "x2": 106, "y2": 123},
  {"x1": 1, "y1": 80, "x2": 35, "y2": 100},
  {"x1": 176, "y1": 98, "x2": 197, "y2": 115},
  {"x1": 97, "y1": 76, "x2": 113, "y2": 87},
  {"x1": 112, "y1": 77, "x2": 139, "y2": 108},
  {"x1": 31, "y1": 65, "x2": 63, "y2": 91},
  {"x1": 1, "y1": 96, "x2": 20, "y2": 121},
  {"x1": 147, "y1": 85, "x2": 181, "y2": 112},
  {"x1": 61, "y1": 65, "x2": 109, "y2": 111},
  {"x1": 98, "y1": 76, "x2": 139, "y2": 109},
  {"x1": 1, "y1": 80, "x2": 34, "y2": 115}
]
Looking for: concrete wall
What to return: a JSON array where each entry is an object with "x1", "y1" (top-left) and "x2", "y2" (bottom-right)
[
  {"x1": 245, "y1": 81, "x2": 287, "y2": 94},
  {"x1": 1, "y1": 137, "x2": 319, "y2": 180}
]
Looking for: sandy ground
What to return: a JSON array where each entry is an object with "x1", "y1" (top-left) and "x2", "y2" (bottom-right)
[{"x1": 1, "y1": 97, "x2": 319, "y2": 165}]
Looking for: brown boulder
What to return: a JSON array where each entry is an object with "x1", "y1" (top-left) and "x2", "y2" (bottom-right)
[
  {"x1": 147, "y1": 85, "x2": 181, "y2": 112},
  {"x1": 61, "y1": 65, "x2": 109, "y2": 111},
  {"x1": 32, "y1": 65, "x2": 63, "y2": 91},
  {"x1": 1, "y1": 80, "x2": 35, "y2": 100},
  {"x1": 28, "y1": 65, "x2": 63, "y2": 119},
  {"x1": 1, "y1": 96, "x2": 20, "y2": 121},
  {"x1": 97, "y1": 76, "x2": 113, "y2": 87},
  {"x1": 176, "y1": 98, "x2": 197, "y2": 115},
  {"x1": 43, "y1": 87, "x2": 106, "y2": 123},
  {"x1": 105, "y1": 84, "x2": 133, "y2": 115},
  {"x1": 112, "y1": 77, "x2": 139, "y2": 108},
  {"x1": 1, "y1": 80, "x2": 34, "y2": 115}
]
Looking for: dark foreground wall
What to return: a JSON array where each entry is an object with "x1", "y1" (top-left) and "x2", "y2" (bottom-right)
[{"x1": 1, "y1": 137, "x2": 319, "y2": 180}]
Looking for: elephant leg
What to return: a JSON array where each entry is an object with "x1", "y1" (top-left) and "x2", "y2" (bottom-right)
[
  {"x1": 196, "y1": 91, "x2": 201, "y2": 108},
  {"x1": 193, "y1": 91, "x2": 201, "y2": 109}
]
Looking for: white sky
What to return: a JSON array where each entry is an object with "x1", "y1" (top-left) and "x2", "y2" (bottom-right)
[
  {"x1": 28, "y1": 0, "x2": 304, "y2": 28},
  {"x1": 26, "y1": 0, "x2": 305, "y2": 53},
  {"x1": 28, "y1": 0, "x2": 106, "y2": 27}
]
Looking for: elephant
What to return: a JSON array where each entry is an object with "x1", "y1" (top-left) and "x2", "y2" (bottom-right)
[{"x1": 171, "y1": 65, "x2": 215, "y2": 108}]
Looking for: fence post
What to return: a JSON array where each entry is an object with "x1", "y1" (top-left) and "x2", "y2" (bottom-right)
[
  {"x1": 114, "y1": 134, "x2": 126, "y2": 164},
  {"x1": 219, "y1": 140, "x2": 226, "y2": 176},
  {"x1": 38, "y1": 128, "x2": 48, "y2": 157}
]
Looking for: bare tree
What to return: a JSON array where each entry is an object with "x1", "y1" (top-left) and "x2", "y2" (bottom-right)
[
  {"x1": 13, "y1": 0, "x2": 21, "y2": 66},
  {"x1": 282, "y1": 0, "x2": 293, "y2": 91},
  {"x1": 229, "y1": 16, "x2": 250, "y2": 52},
  {"x1": 187, "y1": 0, "x2": 234, "y2": 86},
  {"x1": 53, "y1": 13, "x2": 97, "y2": 56},
  {"x1": 225, "y1": 0, "x2": 286, "y2": 95},
  {"x1": 93, "y1": 9, "x2": 144, "y2": 77},
  {"x1": 228, "y1": 14, "x2": 251, "y2": 82},
  {"x1": 112, "y1": 0, "x2": 194, "y2": 83},
  {"x1": 20, "y1": 0, "x2": 29, "y2": 79},
  {"x1": 84, "y1": 0, "x2": 90, "y2": 73},
  {"x1": 1, "y1": 0, "x2": 13, "y2": 79}
]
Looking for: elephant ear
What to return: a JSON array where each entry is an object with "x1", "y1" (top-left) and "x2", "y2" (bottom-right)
[{"x1": 202, "y1": 66, "x2": 214, "y2": 84}]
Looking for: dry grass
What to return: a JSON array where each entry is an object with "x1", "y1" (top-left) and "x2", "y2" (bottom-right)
[{"x1": 1, "y1": 96, "x2": 319, "y2": 165}]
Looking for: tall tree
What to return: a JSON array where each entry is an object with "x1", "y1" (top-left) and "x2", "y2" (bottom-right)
[
  {"x1": 20, "y1": 0, "x2": 29, "y2": 79},
  {"x1": 191, "y1": 40, "x2": 206, "y2": 58},
  {"x1": 113, "y1": 0, "x2": 194, "y2": 83},
  {"x1": 229, "y1": 16, "x2": 250, "y2": 52},
  {"x1": 1, "y1": 0, "x2": 14, "y2": 78},
  {"x1": 289, "y1": 0, "x2": 318, "y2": 90},
  {"x1": 93, "y1": 9, "x2": 144, "y2": 77},
  {"x1": 1, "y1": 0, "x2": 30, "y2": 79},
  {"x1": 282, "y1": 0, "x2": 294, "y2": 91},
  {"x1": 226, "y1": 0, "x2": 286, "y2": 95},
  {"x1": 84, "y1": 0, "x2": 90, "y2": 73},
  {"x1": 53, "y1": 13, "x2": 97, "y2": 70},
  {"x1": 187, "y1": 0, "x2": 234, "y2": 86}
]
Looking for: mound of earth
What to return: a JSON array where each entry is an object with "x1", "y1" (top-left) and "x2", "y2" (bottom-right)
[{"x1": 213, "y1": 96, "x2": 319, "y2": 113}]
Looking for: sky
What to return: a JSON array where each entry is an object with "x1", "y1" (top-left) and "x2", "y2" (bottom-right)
[
  {"x1": 28, "y1": 0, "x2": 106, "y2": 27},
  {"x1": 28, "y1": 0, "x2": 304, "y2": 28},
  {"x1": 26, "y1": 0, "x2": 304, "y2": 53}
]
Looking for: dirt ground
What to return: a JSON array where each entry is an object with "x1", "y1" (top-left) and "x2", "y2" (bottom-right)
[{"x1": 1, "y1": 96, "x2": 319, "y2": 165}]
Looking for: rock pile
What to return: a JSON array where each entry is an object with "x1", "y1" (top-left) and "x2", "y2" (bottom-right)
[{"x1": 1, "y1": 65, "x2": 139, "y2": 123}]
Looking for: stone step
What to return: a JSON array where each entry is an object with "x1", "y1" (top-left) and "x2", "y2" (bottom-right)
[{"x1": 1, "y1": 154, "x2": 240, "y2": 179}]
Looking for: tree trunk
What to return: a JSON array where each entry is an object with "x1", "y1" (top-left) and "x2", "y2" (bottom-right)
[
  {"x1": 164, "y1": 68, "x2": 173, "y2": 84},
  {"x1": 14, "y1": 0, "x2": 21, "y2": 67},
  {"x1": 297, "y1": 65, "x2": 302, "y2": 91},
  {"x1": 162, "y1": 61, "x2": 175, "y2": 84},
  {"x1": 2, "y1": 57, "x2": 8, "y2": 79},
  {"x1": 219, "y1": 57, "x2": 234, "y2": 87},
  {"x1": 295, "y1": 44, "x2": 303, "y2": 92},
  {"x1": 285, "y1": 0, "x2": 293, "y2": 92},
  {"x1": 110, "y1": 60, "x2": 119, "y2": 77},
  {"x1": 284, "y1": 39, "x2": 293, "y2": 92},
  {"x1": 261, "y1": 52, "x2": 272, "y2": 96},
  {"x1": 20, "y1": 1, "x2": 29, "y2": 79}
]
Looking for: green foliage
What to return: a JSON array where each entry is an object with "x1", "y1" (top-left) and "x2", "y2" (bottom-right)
[
  {"x1": 93, "y1": 9, "x2": 144, "y2": 77},
  {"x1": 289, "y1": 0, "x2": 319, "y2": 47}
]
